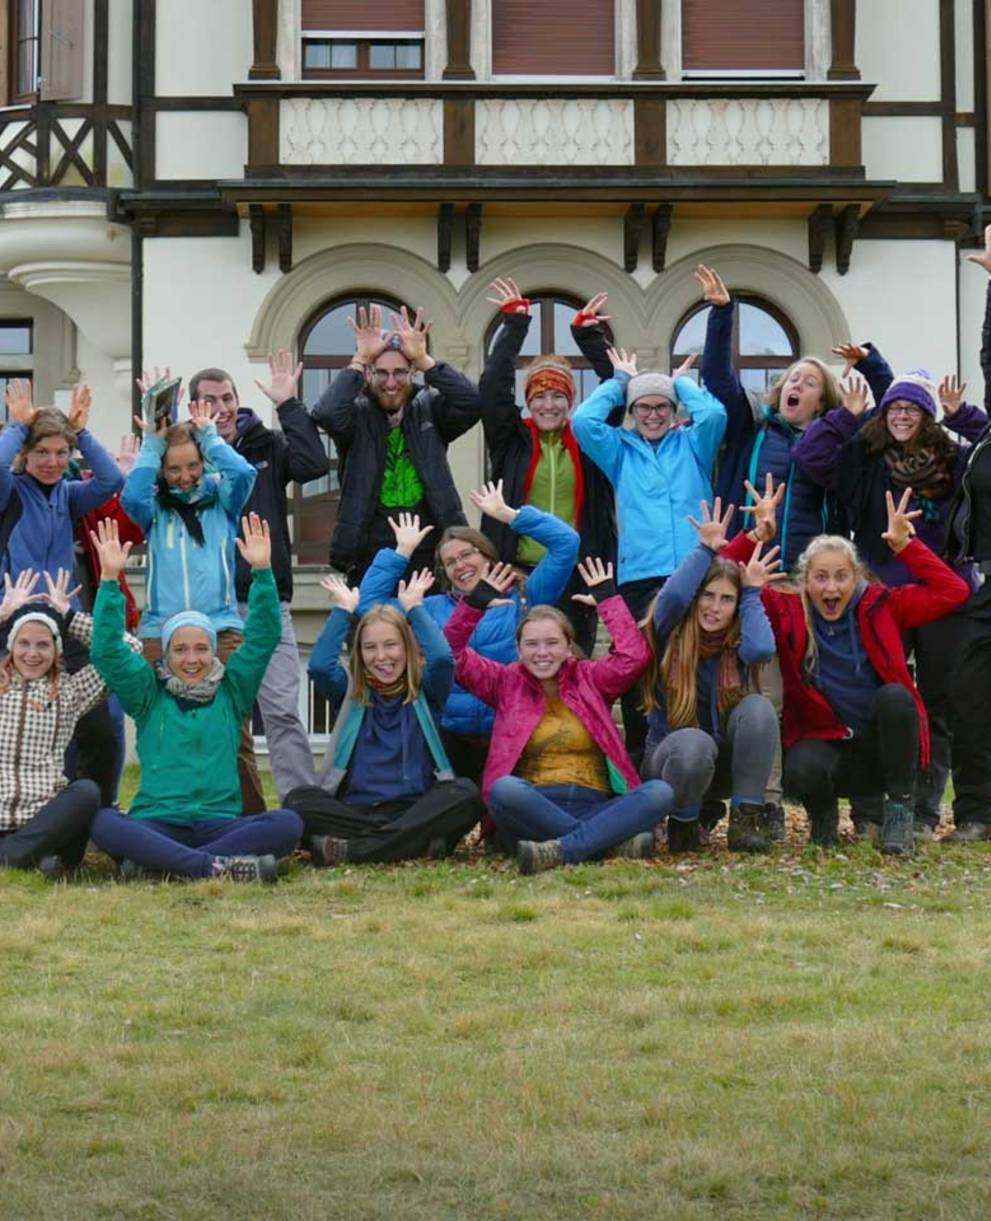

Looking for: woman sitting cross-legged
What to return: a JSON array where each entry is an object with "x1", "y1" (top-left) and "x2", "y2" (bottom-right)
[
  {"x1": 642, "y1": 498, "x2": 783, "y2": 855},
  {"x1": 88, "y1": 516, "x2": 303, "y2": 882},
  {"x1": 742, "y1": 491, "x2": 971, "y2": 853},
  {"x1": 443, "y1": 558, "x2": 674, "y2": 873},
  {"x1": 285, "y1": 569, "x2": 485, "y2": 865},
  {"x1": 0, "y1": 567, "x2": 140, "y2": 879}
]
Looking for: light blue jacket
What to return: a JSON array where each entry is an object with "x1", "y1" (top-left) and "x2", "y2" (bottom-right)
[
  {"x1": 121, "y1": 423, "x2": 256, "y2": 638},
  {"x1": 572, "y1": 373, "x2": 726, "y2": 585}
]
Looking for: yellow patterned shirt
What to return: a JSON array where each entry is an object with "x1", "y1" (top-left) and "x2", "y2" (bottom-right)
[{"x1": 515, "y1": 695, "x2": 611, "y2": 793}]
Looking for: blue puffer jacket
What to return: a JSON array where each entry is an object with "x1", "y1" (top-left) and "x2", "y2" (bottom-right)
[
  {"x1": 121, "y1": 423, "x2": 257, "y2": 638},
  {"x1": 571, "y1": 372, "x2": 726, "y2": 585},
  {"x1": 356, "y1": 504, "x2": 580, "y2": 737}
]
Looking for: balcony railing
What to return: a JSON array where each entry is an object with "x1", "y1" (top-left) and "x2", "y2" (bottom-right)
[{"x1": 0, "y1": 102, "x2": 133, "y2": 192}]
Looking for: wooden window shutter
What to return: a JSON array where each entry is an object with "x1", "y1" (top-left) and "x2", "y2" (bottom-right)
[
  {"x1": 40, "y1": 0, "x2": 83, "y2": 100},
  {"x1": 301, "y1": 1, "x2": 424, "y2": 31},
  {"x1": 492, "y1": 0, "x2": 614, "y2": 75},
  {"x1": 682, "y1": 0, "x2": 804, "y2": 72}
]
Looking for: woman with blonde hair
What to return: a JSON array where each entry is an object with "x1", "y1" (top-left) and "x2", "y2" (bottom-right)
[{"x1": 285, "y1": 568, "x2": 484, "y2": 865}]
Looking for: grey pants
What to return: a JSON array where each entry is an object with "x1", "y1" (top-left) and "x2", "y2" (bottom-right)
[
  {"x1": 240, "y1": 600, "x2": 316, "y2": 802},
  {"x1": 642, "y1": 693, "x2": 779, "y2": 817}
]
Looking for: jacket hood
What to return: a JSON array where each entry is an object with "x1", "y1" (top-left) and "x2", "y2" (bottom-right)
[{"x1": 234, "y1": 408, "x2": 269, "y2": 446}]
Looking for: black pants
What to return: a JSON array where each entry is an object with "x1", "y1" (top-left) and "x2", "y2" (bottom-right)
[
  {"x1": 63, "y1": 635, "x2": 118, "y2": 807},
  {"x1": 0, "y1": 779, "x2": 100, "y2": 870},
  {"x1": 618, "y1": 575, "x2": 666, "y2": 767},
  {"x1": 950, "y1": 583, "x2": 991, "y2": 824},
  {"x1": 285, "y1": 778, "x2": 484, "y2": 864},
  {"x1": 783, "y1": 684, "x2": 918, "y2": 816}
]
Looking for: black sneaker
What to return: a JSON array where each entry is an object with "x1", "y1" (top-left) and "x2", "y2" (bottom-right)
[
  {"x1": 427, "y1": 836, "x2": 448, "y2": 859},
  {"x1": 727, "y1": 803, "x2": 770, "y2": 853},
  {"x1": 36, "y1": 855, "x2": 65, "y2": 881},
  {"x1": 764, "y1": 803, "x2": 786, "y2": 844},
  {"x1": 610, "y1": 831, "x2": 656, "y2": 860},
  {"x1": 880, "y1": 799, "x2": 914, "y2": 857},
  {"x1": 517, "y1": 839, "x2": 563, "y2": 874},
  {"x1": 809, "y1": 802, "x2": 840, "y2": 847},
  {"x1": 213, "y1": 854, "x2": 279, "y2": 883},
  {"x1": 666, "y1": 818, "x2": 700, "y2": 855},
  {"x1": 310, "y1": 835, "x2": 350, "y2": 866}
]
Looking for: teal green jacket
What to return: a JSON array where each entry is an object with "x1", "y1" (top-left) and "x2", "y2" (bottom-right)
[{"x1": 91, "y1": 567, "x2": 281, "y2": 823}]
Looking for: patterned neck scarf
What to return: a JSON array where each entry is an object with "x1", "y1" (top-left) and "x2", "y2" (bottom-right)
[{"x1": 156, "y1": 656, "x2": 225, "y2": 705}]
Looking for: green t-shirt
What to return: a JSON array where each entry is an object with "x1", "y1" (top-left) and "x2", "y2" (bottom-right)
[{"x1": 380, "y1": 425, "x2": 426, "y2": 509}]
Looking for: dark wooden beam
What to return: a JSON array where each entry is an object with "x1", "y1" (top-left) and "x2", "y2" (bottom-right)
[
  {"x1": 634, "y1": 98, "x2": 666, "y2": 167},
  {"x1": 92, "y1": 0, "x2": 109, "y2": 184},
  {"x1": 827, "y1": 0, "x2": 858, "y2": 80},
  {"x1": 277, "y1": 202, "x2": 292, "y2": 272},
  {"x1": 829, "y1": 96, "x2": 862, "y2": 168},
  {"x1": 465, "y1": 201, "x2": 482, "y2": 271},
  {"x1": 250, "y1": 0, "x2": 281, "y2": 81},
  {"x1": 443, "y1": 97, "x2": 474, "y2": 165},
  {"x1": 624, "y1": 203, "x2": 645, "y2": 273},
  {"x1": 246, "y1": 94, "x2": 280, "y2": 169},
  {"x1": 443, "y1": 0, "x2": 475, "y2": 80},
  {"x1": 835, "y1": 204, "x2": 859, "y2": 275},
  {"x1": 250, "y1": 204, "x2": 266, "y2": 273},
  {"x1": 807, "y1": 204, "x2": 832, "y2": 273},
  {"x1": 651, "y1": 204, "x2": 672, "y2": 272},
  {"x1": 939, "y1": 0, "x2": 958, "y2": 190},
  {"x1": 633, "y1": 0, "x2": 665, "y2": 81},
  {"x1": 437, "y1": 202, "x2": 453, "y2": 271}
]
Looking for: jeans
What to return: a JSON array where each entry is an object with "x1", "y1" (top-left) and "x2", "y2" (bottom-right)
[
  {"x1": 487, "y1": 776, "x2": 672, "y2": 863},
  {"x1": 0, "y1": 780, "x2": 100, "y2": 870},
  {"x1": 91, "y1": 808, "x2": 303, "y2": 878},
  {"x1": 618, "y1": 575, "x2": 667, "y2": 766}
]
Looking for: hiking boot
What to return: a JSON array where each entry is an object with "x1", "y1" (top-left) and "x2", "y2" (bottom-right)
[
  {"x1": 213, "y1": 854, "x2": 279, "y2": 883},
  {"x1": 945, "y1": 820, "x2": 991, "y2": 843},
  {"x1": 809, "y1": 802, "x2": 840, "y2": 847},
  {"x1": 764, "y1": 803, "x2": 786, "y2": 844},
  {"x1": 880, "y1": 799, "x2": 914, "y2": 857},
  {"x1": 427, "y1": 835, "x2": 448, "y2": 860},
  {"x1": 517, "y1": 839, "x2": 564, "y2": 874},
  {"x1": 727, "y1": 803, "x2": 770, "y2": 853},
  {"x1": 310, "y1": 835, "x2": 350, "y2": 866},
  {"x1": 851, "y1": 820, "x2": 880, "y2": 845},
  {"x1": 36, "y1": 855, "x2": 64, "y2": 881},
  {"x1": 611, "y1": 831, "x2": 657, "y2": 860},
  {"x1": 119, "y1": 858, "x2": 148, "y2": 882},
  {"x1": 666, "y1": 818, "x2": 700, "y2": 855}
]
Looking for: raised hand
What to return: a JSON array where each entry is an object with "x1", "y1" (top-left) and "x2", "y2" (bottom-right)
[
  {"x1": 398, "y1": 567, "x2": 435, "y2": 611},
  {"x1": 574, "y1": 291, "x2": 610, "y2": 327},
  {"x1": 468, "y1": 479, "x2": 517, "y2": 525},
  {"x1": 389, "y1": 305, "x2": 434, "y2": 371},
  {"x1": 831, "y1": 342, "x2": 868, "y2": 375},
  {"x1": 967, "y1": 223, "x2": 991, "y2": 275},
  {"x1": 347, "y1": 303, "x2": 388, "y2": 367},
  {"x1": 42, "y1": 568, "x2": 82, "y2": 616},
  {"x1": 881, "y1": 488, "x2": 922, "y2": 554},
  {"x1": 571, "y1": 556, "x2": 616, "y2": 606},
  {"x1": 4, "y1": 378, "x2": 36, "y2": 428},
  {"x1": 740, "y1": 473, "x2": 786, "y2": 543},
  {"x1": 135, "y1": 365, "x2": 171, "y2": 397},
  {"x1": 388, "y1": 512, "x2": 434, "y2": 558},
  {"x1": 607, "y1": 346, "x2": 638, "y2": 377},
  {"x1": 739, "y1": 541, "x2": 785, "y2": 589},
  {"x1": 688, "y1": 498, "x2": 735, "y2": 552},
  {"x1": 939, "y1": 373, "x2": 966, "y2": 417},
  {"x1": 188, "y1": 399, "x2": 214, "y2": 432},
  {"x1": 255, "y1": 349, "x2": 303, "y2": 407},
  {"x1": 89, "y1": 518, "x2": 133, "y2": 582},
  {"x1": 692, "y1": 264, "x2": 730, "y2": 306},
  {"x1": 485, "y1": 277, "x2": 528, "y2": 313},
  {"x1": 0, "y1": 569, "x2": 40, "y2": 621},
  {"x1": 673, "y1": 352, "x2": 697, "y2": 379},
  {"x1": 840, "y1": 370, "x2": 870, "y2": 418},
  {"x1": 319, "y1": 573, "x2": 359, "y2": 614},
  {"x1": 234, "y1": 512, "x2": 272, "y2": 569},
  {"x1": 68, "y1": 383, "x2": 92, "y2": 432},
  {"x1": 115, "y1": 432, "x2": 141, "y2": 475},
  {"x1": 466, "y1": 560, "x2": 517, "y2": 610}
]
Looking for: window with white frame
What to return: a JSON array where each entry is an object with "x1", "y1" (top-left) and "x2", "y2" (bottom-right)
[{"x1": 301, "y1": 0, "x2": 425, "y2": 80}]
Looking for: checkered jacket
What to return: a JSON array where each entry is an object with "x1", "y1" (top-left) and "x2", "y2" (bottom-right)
[{"x1": 0, "y1": 612, "x2": 140, "y2": 830}]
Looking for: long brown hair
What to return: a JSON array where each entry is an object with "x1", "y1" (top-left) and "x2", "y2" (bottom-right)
[
  {"x1": 860, "y1": 410, "x2": 956, "y2": 463},
  {"x1": 14, "y1": 408, "x2": 76, "y2": 473},
  {"x1": 349, "y1": 604, "x2": 424, "y2": 706}
]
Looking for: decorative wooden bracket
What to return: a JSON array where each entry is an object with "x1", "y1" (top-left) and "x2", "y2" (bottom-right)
[
  {"x1": 437, "y1": 204, "x2": 454, "y2": 272},
  {"x1": 465, "y1": 203, "x2": 482, "y2": 273},
  {"x1": 624, "y1": 203, "x2": 646, "y2": 273},
  {"x1": 277, "y1": 203, "x2": 292, "y2": 273},
  {"x1": 249, "y1": 205, "x2": 266, "y2": 274},
  {"x1": 807, "y1": 204, "x2": 832, "y2": 274},
  {"x1": 652, "y1": 205, "x2": 673, "y2": 272},
  {"x1": 835, "y1": 204, "x2": 859, "y2": 275}
]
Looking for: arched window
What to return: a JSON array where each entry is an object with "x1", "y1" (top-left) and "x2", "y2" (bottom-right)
[
  {"x1": 484, "y1": 292, "x2": 614, "y2": 407},
  {"x1": 670, "y1": 296, "x2": 798, "y2": 396},
  {"x1": 294, "y1": 292, "x2": 409, "y2": 565}
]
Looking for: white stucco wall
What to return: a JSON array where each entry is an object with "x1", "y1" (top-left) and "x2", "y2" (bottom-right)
[
  {"x1": 154, "y1": 0, "x2": 254, "y2": 95},
  {"x1": 155, "y1": 112, "x2": 248, "y2": 180},
  {"x1": 107, "y1": 0, "x2": 133, "y2": 106},
  {"x1": 959, "y1": 252, "x2": 989, "y2": 402},
  {"x1": 856, "y1": 0, "x2": 941, "y2": 101},
  {"x1": 862, "y1": 116, "x2": 944, "y2": 183}
]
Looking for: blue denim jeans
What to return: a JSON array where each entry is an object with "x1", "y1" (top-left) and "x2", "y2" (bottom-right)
[{"x1": 488, "y1": 777, "x2": 672, "y2": 863}]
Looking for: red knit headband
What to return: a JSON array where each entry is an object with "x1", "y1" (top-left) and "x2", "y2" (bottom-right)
[{"x1": 525, "y1": 367, "x2": 575, "y2": 407}]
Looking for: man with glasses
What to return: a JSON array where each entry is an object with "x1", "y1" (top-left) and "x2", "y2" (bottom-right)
[{"x1": 313, "y1": 303, "x2": 481, "y2": 580}]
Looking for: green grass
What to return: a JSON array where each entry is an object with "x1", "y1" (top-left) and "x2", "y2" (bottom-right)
[{"x1": 3, "y1": 776, "x2": 991, "y2": 1218}]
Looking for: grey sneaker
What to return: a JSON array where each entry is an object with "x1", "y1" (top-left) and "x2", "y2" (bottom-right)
[
  {"x1": 611, "y1": 831, "x2": 657, "y2": 860},
  {"x1": 213, "y1": 854, "x2": 279, "y2": 882},
  {"x1": 727, "y1": 803, "x2": 770, "y2": 853},
  {"x1": 764, "y1": 803, "x2": 786, "y2": 844},
  {"x1": 945, "y1": 821, "x2": 991, "y2": 843},
  {"x1": 311, "y1": 835, "x2": 350, "y2": 866},
  {"x1": 666, "y1": 818, "x2": 700, "y2": 855},
  {"x1": 517, "y1": 839, "x2": 564, "y2": 874},
  {"x1": 36, "y1": 855, "x2": 65, "y2": 881},
  {"x1": 880, "y1": 800, "x2": 914, "y2": 857},
  {"x1": 809, "y1": 802, "x2": 840, "y2": 847}
]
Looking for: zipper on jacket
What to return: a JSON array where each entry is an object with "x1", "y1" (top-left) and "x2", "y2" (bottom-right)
[{"x1": 179, "y1": 526, "x2": 191, "y2": 608}]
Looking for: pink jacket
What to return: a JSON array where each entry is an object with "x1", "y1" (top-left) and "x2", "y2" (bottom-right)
[{"x1": 444, "y1": 594, "x2": 649, "y2": 801}]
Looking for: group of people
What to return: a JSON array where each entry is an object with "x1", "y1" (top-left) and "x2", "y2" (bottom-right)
[{"x1": 5, "y1": 230, "x2": 991, "y2": 881}]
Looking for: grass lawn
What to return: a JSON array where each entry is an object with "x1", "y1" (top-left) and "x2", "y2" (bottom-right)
[{"x1": 1, "y1": 773, "x2": 989, "y2": 1219}]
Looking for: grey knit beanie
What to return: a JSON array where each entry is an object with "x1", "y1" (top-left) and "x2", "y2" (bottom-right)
[{"x1": 626, "y1": 372, "x2": 676, "y2": 410}]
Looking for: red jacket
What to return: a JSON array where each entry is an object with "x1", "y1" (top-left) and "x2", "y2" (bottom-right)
[
  {"x1": 726, "y1": 534, "x2": 969, "y2": 767},
  {"x1": 78, "y1": 490, "x2": 144, "y2": 632}
]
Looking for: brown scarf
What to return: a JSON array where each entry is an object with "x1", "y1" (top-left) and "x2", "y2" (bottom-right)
[
  {"x1": 666, "y1": 630, "x2": 749, "y2": 727},
  {"x1": 366, "y1": 673, "x2": 409, "y2": 701},
  {"x1": 883, "y1": 444, "x2": 953, "y2": 501}
]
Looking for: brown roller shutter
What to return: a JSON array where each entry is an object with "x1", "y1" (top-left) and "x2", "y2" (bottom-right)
[
  {"x1": 302, "y1": 0, "x2": 424, "y2": 31},
  {"x1": 682, "y1": 0, "x2": 803, "y2": 72},
  {"x1": 492, "y1": 0, "x2": 614, "y2": 76}
]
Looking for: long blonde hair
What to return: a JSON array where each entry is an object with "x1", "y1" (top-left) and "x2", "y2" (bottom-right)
[
  {"x1": 349, "y1": 604, "x2": 424, "y2": 706},
  {"x1": 642, "y1": 557, "x2": 747, "y2": 725},
  {"x1": 794, "y1": 535, "x2": 868, "y2": 678},
  {"x1": 765, "y1": 356, "x2": 842, "y2": 419}
]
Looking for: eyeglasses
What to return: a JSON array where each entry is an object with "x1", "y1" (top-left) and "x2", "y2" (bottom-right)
[
  {"x1": 442, "y1": 547, "x2": 480, "y2": 571},
  {"x1": 633, "y1": 403, "x2": 672, "y2": 419},
  {"x1": 371, "y1": 368, "x2": 412, "y2": 383},
  {"x1": 887, "y1": 404, "x2": 922, "y2": 418}
]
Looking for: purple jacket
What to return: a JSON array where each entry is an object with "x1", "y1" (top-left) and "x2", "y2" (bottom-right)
[
  {"x1": 793, "y1": 403, "x2": 986, "y2": 585},
  {"x1": 443, "y1": 594, "x2": 649, "y2": 801}
]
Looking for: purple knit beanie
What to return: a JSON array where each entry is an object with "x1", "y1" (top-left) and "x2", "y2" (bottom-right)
[{"x1": 878, "y1": 369, "x2": 939, "y2": 418}]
